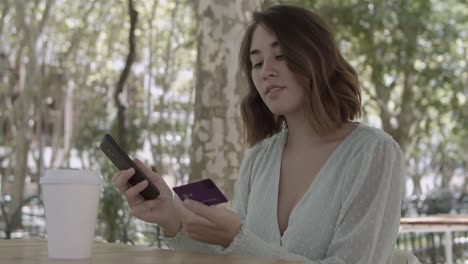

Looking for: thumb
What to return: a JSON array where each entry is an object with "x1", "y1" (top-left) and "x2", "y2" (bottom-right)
[
  {"x1": 174, "y1": 197, "x2": 213, "y2": 226},
  {"x1": 184, "y1": 199, "x2": 217, "y2": 221},
  {"x1": 133, "y1": 158, "x2": 170, "y2": 190},
  {"x1": 133, "y1": 158, "x2": 154, "y2": 176}
]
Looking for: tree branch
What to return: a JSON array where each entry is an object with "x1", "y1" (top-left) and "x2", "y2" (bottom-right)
[
  {"x1": 36, "y1": 0, "x2": 54, "y2": 37},
  {"x1": 113, "y1": 0, "x2": 138, "y2": 149},
  {"x1": 0, "y1": 1, "x2": 10, "y2": 38},
  {"x1": 59, "y1": 0, "x2": 98, "y2": 64}
]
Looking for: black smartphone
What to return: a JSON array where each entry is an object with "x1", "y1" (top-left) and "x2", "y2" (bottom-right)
[{"x1": 100, "y1": 134, "x2": 160, "y2": 200}]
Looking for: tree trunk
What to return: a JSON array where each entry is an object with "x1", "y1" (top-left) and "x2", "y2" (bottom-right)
[
  {"x1": 190, "y1": 0, "x2": 259, "y2": 199},
  {"x1": 50, "y1": 1, "x2": 97, "y2": 168},
  {"x1": 52, "y1": 81, "x2": 74, "y2": 167},
  {"x1": 412, "y1": 175, "x2": 422, "y2": 196},
  {"x1": 11, "y1": 97, "x2": 30, "y2": 229},
  {"x1": 8, "y1": 0, "x2": 54, "y2": 230},
  {"x1": 102, "y1": 0, "x2": 137, "y2": 243},
  {"x1": 114, "y1": 0, "x2": 137, "y2": 150}
]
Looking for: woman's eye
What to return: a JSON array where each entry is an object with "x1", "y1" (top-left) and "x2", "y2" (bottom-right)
[
  {"x1": 252, "y1": 62, "x2": 263, "y2": 69},
  {"x1": 275, "y1": 54, "x2": 284, "y2": 60}
]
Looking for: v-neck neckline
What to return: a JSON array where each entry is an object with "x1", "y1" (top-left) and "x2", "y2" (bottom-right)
[{"x1": 273, "y1": 123, "x2": 361, "y2": 239}]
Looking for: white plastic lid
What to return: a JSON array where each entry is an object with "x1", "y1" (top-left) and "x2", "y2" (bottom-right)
[{"x1": 40, "y1": 169, "x2": 103, "y2": 185}]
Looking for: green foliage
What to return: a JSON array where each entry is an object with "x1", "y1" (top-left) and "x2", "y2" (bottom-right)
[
  {"x1": 0, "y1": 0, "x2": 195, "y2": 242},
  {"x1": 97, "y1": 159, "x2": 125, "y2": 243},
  {"x1": 0, "y1": 0, "x2": 465, "y2": 242}
]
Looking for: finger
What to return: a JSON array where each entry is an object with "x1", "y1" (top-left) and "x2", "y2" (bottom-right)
[
  {"x1": 111, "y1": 172, "x2": 119, "y2": 183},
  {"x1": 134, "y1": 158, "x2": 159, "y2": 179},
  {"x1": 124, "y1": 180, "x2": 147, "y2": 206},
  {"x1": 186, "y1": 223, "x2": 230, "y2": 238},
  {"x1": 133, "y1": 159, "x2": 170, "y2": 190},
  {"x1": 113, "y1": 168, "x2": 135, "y2": 193},
  {"x1": 183, "y1": 199, "x2": 218, "y2": 222},
  {"x1": 173, "y1": 197, "x2": 213, "y2": 227},
  {"x1": 131, "y1": 199, "x2": 161, "y2": 216}
]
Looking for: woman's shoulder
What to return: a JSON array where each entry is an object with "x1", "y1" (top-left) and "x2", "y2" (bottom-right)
[
  {"x1": 247, "y1": 129, "x2": 287, "y2": 153},
  {"x1": 242, "y1": 130, "x2": 287, "y2": 165},
  {"x1": 237, "y1": 131, "x2": 286, "y2": 182},
  {"x1": 348, "y1": 123, "x2": 403, "y2": 157}
]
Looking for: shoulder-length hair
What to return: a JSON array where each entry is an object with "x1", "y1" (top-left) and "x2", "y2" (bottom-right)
[{"x1": 239, "y1": 5, "x2": 361, "y2": 147}]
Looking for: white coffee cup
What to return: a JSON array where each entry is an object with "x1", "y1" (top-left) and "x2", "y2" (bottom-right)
[{"x1": 40, "y1": 169, "x2": 102, "y2": 259}]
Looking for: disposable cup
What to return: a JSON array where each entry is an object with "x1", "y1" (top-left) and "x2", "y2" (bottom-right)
[{"x1": 40, "y1": 169, "x2": 102, "y2": 259}]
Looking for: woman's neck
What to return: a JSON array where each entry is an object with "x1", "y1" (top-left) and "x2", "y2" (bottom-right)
[{"x1": 284, "y1": 114, "x2": 355, "y2": 148}]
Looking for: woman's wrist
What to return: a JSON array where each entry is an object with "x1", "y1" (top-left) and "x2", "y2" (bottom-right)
[
  {"x1": 221, "y1": 220, "x2": 241, "y2": 247},
  {"x1": 161, "y1": 220, "x2": 182, "y2": 237},
  {"x1": 161, "y1": 205, "x2": 182, "y2": 237}
]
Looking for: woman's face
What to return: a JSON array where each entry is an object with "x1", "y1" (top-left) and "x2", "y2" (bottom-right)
[{"x1": 249, "y1": 25, "x2": 307, "y2": 116}]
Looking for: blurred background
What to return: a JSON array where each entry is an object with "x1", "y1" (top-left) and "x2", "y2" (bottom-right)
[{"x1": 0, "y1": 0, "x2": 466, "y2": 263}]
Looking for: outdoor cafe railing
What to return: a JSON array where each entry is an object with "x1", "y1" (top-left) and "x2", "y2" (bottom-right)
[{"x1": 398, "y1": 215, "x2": 468, "y2": 264}]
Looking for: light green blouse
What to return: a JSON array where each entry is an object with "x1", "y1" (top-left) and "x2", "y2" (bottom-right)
[{"x1": 164, "y1": 124, "x2": 405, "y2": 263}]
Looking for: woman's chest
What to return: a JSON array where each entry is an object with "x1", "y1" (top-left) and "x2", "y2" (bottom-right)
[
  {"x1": 277, "y1": 153, "x2": 332, "y2": 235},
  {"x1": 245, "y1": 176, "x2": 342, "y2": 258},
  {"x1": 245, "y1": 155, "x2": 345, "y2": 249}
]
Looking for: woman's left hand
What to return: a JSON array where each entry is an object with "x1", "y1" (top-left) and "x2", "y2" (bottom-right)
[{"x1": 174, "y1": 198, "x2": 241, "y2": 247}]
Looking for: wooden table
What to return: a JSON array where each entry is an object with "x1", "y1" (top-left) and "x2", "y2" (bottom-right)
[
  {"x1": 0, "y1": 239, "x2": 299, "y2": 264},
  {"x1": 400, "y1": 214, "x2": 468, "y2": 264}
]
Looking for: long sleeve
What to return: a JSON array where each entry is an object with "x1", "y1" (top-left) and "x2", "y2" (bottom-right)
[
  {"x1": 162, "y1": 228, "x2": 222, "y2": 253},
  {"x1": 160, "y1": 146, "x2": 262, "y2": 254},
  {"x1": 325, "y1": 139, "x2": 404, "y2": 263},
  {"x1": 160, "y1": 147, "x2": 263, "y2": 253},
  {"x1": 222, "y1": 136, "x2": 405, "y2": 263}
]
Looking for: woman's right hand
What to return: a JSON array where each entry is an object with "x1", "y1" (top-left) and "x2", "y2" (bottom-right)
[{"x1": 112, "y1": 158, "x2": 181, "y2": 236}]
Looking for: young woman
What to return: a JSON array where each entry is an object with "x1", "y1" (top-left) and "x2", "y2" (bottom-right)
[{"x1": 113, "y1": 5, "x2": 418, "y2": 263}]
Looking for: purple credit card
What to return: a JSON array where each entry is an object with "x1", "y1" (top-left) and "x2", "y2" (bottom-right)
[{"x1": 172, "y1": 179, "x2": 228, "y2": 206}]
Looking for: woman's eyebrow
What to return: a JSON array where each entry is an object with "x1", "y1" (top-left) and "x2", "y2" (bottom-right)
[{"x1": 250, "y1": 41, "x2": 280, "y2": 56}]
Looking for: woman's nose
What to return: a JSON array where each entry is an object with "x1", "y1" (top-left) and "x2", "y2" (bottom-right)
[{"x1": 262, "y1": 58, "x2": 278, "y2": 79}]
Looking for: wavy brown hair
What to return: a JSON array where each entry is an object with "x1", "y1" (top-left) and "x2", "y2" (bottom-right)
[{"x1": 240, "y1": 5, "x2": 361, "y2": 147}]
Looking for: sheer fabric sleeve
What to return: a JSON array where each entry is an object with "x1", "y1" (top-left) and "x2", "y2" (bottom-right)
[
  {"x1": 323, "y1": 138, "x2": 405, "y2": 263},
  {"x1": 161, "y1": 146, "x2": 260, "y2": 254}
]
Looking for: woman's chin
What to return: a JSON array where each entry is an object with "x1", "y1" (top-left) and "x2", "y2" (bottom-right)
[
  {"x1": 267, "y1": 107, "x2": 287, "y2": 116},
  {"x1": 267, "y1": 105, "x2": 306, "y2": 120}
]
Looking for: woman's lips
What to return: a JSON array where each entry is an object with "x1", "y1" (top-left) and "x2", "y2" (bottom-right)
[{"x1": 265, "y1": 85, "x2": 284, "y2": 97}]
